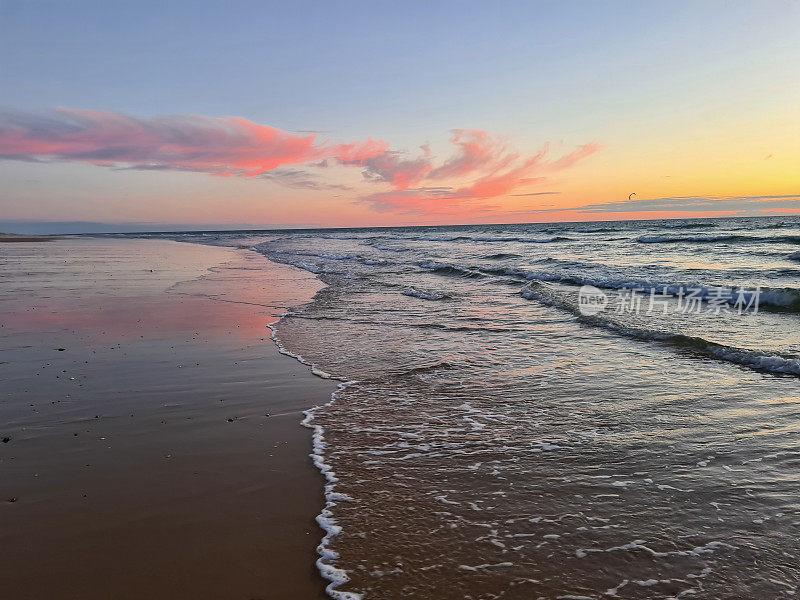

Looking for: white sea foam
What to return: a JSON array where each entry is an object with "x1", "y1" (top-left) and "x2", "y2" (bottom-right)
[
  {"x1": 302, "y1": 386, "x2": 364, "y2": 600},
  {"x1": 402, "y1": 287, "x2": 447, "y2": 301},
  {"x1": 575, "y1": 539, "x2": 736, "y2": 559},
  {"x1": 458, "y1": 562, "x2": 514, "y2": 571},
  {"x1": 267, "y1": 314, "x2": 362, "y2": 599}
]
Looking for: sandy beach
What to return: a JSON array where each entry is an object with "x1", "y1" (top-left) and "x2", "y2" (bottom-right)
[{"x1": 0, "y1": 237, "x2": 335, "y2": 599}]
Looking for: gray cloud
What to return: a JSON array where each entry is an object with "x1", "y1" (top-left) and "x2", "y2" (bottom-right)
[
  {"x1": 509, "y1": 191, "x2": 561, "y2": 197},
  {"x1": 259, "y1": 168, "x2": 353, "y2": 191},
  {"x1": 573, "y1": 195, "x2": 800, "y2": 214},
  {"x1": 510, "y1": 194, "x2": 800, "y2": 216}
]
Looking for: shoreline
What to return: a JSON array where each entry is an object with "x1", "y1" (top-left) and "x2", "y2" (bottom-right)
[
  {"x1": 267, "y1": 317, "x2": 355, "y2": 600},
  {"x1": 0, "y1": 237, "x2": 336, "y2": 599}
]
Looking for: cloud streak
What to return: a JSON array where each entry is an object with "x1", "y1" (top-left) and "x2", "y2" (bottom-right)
[
  {"x1": 568, "y1": 194, "x2": 800, "y2": 214},
  {"x1": 259, "y1": 168, "x2": 353, "y2": 191},
  {"x1": 0, "y1": 108, "x2": 388, "y2": 177},
  {"x1": 508, "y1": 194, "x2": 800, "y2": 218}
]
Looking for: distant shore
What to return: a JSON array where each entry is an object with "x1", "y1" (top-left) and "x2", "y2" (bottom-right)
[
  {"x1": 0, "y1": 237, "x2": 334, "y2": 599},
  {"x1": 0, "y1": 232, "x2": 61, "y2": 242}
]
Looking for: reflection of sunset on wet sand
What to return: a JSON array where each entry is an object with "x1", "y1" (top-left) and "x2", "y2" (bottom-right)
[
  {"x1": 1, "y1": 239, "x2": 313, "y2": 341},
  {"x1": 0, "y1": 238, "x2": 334, "y2": 599}
]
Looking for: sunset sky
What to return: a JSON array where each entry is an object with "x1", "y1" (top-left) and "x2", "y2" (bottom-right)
[{"x1": 1, "y1": 0, "x2": 798, "y2": 230}]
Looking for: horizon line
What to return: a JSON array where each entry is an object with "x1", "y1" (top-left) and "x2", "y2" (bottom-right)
[{"x1": 2, "y1": 213, "x2": 797, "y2": 236}]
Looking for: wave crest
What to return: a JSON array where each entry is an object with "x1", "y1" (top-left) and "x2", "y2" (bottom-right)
[
  {"x1": 638, "y1": 234, "x2": 800, "y2": 245},
  {"x1": 418, "y1": 260, "x2": 484, "y2": 278},
  {"x1": 402, "y1": 288, "x2": 449, "y2": 301},
  {"x1": 521, "y1": 282, "x2": 800, "y2": 377}
]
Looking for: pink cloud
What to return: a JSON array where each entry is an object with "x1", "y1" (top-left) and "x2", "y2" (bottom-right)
[
  {"x1": 455, "y1": 145, "x2": 549, "y2": 199},
  {"x1": 357, "y1": 130, "x2": 519, "y2": 190},
  {"x1": 428, "y1": 129, "x2": 515, "y2": 179},
  {"x1": 362, "y1": 140, "x2": 599, "y2": 213},
  {"x1": 0, "y1": 108, "x2": 599, "y2": 216},
  {"x1": 545, "y1": 142, "x2": 601, "y2": 171},
  {"x1": 0, "y1": 108, "x2": 388, "y2": 177},
  {"x1": 360, "y1": 190, "x2": 495, "y2": 217},
  {"x1": 356, "y1": 149, "x2": 434, "y2": 190}
]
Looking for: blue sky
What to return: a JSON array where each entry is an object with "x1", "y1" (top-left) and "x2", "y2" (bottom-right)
[{"x1": 1, "y1": 0, "x2": 798, "y2": 228}]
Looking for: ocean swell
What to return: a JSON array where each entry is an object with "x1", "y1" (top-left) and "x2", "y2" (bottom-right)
[
  {"x1": 638, "y1": 234, "x2": 800, "y2": 245},
  {"x1": 521, "y1": 282, "x2": 800, "y2": 377},
  {"x1": 477, "y1": 266, "x2": 800, "y2": 312}
]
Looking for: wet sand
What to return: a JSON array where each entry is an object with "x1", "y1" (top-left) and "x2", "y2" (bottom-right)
[{"x1": 0, "y1": 237, "x2": 335, "y2": 599}]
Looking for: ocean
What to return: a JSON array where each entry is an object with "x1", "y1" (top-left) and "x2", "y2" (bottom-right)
[{"x1": 122, "y1": 216, "x2": 799, "y2": 599}]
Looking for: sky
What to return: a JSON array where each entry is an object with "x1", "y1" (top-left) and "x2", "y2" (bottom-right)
[{"x1": 1, "y1": 0, "x2": 798, "y2": 231}]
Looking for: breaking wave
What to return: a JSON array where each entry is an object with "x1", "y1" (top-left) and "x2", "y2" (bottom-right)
[
  {"x1": 418, "y1": 260, "x2": 484, "y2": 278},
  {"x1": 476, "y1": 266, "x2": 800, "y2": 312},
  {"x1": 402, "y1": 287, "x2": 449, "y2": 301},
  {"x1": 638, "y1": 234, "x2": 800, "y2": 244},
  {"x1": 521, "y1": 282, "x2": 800, "y2": 377}
]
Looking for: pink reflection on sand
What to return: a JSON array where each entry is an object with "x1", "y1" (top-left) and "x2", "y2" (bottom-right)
[
  {"x1": 2, "y1": 294, "x2": 274, "y2": 341},
  {"x1": 0, "y1": 237, "x2": 323, "y2": 343}
]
